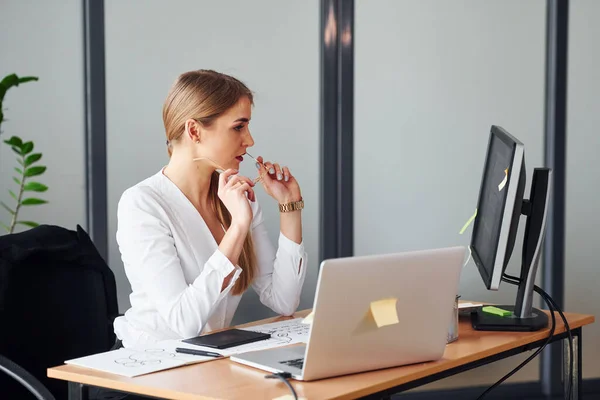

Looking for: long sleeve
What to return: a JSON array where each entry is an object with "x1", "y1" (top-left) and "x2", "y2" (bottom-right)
[
  {"x1": 250, "y1": 200, "x2": 307, "y2": 316},
  {"x1": 116, "y1": 187, "x2": 241, "y2": 339}
]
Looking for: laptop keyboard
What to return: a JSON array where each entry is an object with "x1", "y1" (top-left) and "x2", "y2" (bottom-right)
[{"x1": 280, "y1": 358, "x2": 304, "y2": 370}]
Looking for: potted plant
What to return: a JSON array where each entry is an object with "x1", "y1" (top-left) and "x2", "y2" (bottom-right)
[{"x1": 0, "y1": 73, "x2": 48, "y2": 233}]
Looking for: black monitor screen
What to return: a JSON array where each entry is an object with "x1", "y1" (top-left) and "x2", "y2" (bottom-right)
[{"x1": 471, "y1": 129, "x2": 517, "y2": 288}]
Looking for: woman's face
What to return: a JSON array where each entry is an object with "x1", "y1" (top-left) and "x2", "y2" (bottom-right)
[{"x1": 199, "y1": 96, "x2": 255, "y2": 170}]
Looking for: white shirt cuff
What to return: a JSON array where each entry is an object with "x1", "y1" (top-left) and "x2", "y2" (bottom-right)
[{"x1": 197, "y1": 249, "x2": 242, "y2": 295}]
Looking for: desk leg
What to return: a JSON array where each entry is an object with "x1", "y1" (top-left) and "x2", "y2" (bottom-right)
[
  {"x1": 563, "y1": 328, "x2": 582, "y2": 400},
  {"x1": 68, "y1": 382, "x2": 89, "y2": 400}
]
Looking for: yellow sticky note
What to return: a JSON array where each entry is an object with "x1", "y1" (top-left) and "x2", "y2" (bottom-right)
[
  {"x1": 302, "y1": 311, "x2": 314, "y2": 324},
  {"x1": 498, "y1": 168, "x2": 508, "y2": 191},
  {"x1": 369, "y1": 298, "x2": 399, "y2": 327}
]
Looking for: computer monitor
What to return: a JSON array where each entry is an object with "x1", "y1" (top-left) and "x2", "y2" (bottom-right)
[{"x1": 469, "y1": 125, "x2": 552, "y2": 331}]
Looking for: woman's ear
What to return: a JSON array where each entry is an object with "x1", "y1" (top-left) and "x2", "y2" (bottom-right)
[{"x1": 185, "y1": 119, "x2": 202, "y2": 143}]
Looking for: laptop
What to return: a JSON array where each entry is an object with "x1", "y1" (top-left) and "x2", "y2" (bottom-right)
[{"x1": 230, "y1": 246, "x2": 466, "y2": 381}]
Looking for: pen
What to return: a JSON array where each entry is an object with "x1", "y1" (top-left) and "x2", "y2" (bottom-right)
[{"x1": 175, "y1": 347, "x2": 223, "y2": 358}]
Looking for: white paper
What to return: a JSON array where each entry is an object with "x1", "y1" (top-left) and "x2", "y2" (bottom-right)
[
  {"x1": 241, "y1": 318, "x2": 310, "y2": 344},
  {"x1": 458, "y1": 302, "x2": 483, "y2": 309},
  {"x1": 174, "y1": 318, "x2": 311, "y2": 357},
  {"x1": 67, "y1": 318, "x2": 313, "y2": 377},
  {"x1": 65, "y1": 343, "x2": 214, "y2": 377}
]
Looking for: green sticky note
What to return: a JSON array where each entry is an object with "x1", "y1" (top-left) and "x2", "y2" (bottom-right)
[
  {"x1": 482, "y1": 306, "x2": 512, "y2": 317},
  {"x1": 459, "y1": 208, "x2": 478, "y2": 234}
]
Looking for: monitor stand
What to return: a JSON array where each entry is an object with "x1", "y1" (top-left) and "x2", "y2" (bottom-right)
[
  {"x1": 471, "y1": 168, "x2": 551, "y2": 332},
  {"x1": 471, "y1": 306, "x2": 548, "y2": 331}
]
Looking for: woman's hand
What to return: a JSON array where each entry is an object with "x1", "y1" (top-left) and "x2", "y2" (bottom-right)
[
  {"x1": 254, "y1": 156, "x2": 302, "y2": 204},
  {"x1": 218, "y1": 169, "x2": 256, "y2": 230}
]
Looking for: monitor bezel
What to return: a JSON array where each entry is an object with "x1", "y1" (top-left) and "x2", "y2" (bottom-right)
[{"x1": 470, "y1": 125, "x2": 524, "y2": 290}]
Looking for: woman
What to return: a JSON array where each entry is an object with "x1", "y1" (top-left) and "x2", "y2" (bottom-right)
[{"x1": 112, "y1": 69, "x2": 307, "y2": 349}]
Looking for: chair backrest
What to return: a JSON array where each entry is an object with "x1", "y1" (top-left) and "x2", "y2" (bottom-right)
[
  {"x1": 0, "y1": 353, "x2": 56, "y2": 400},
  {"x1": 0, "y1": 224, "x2": 118, "y2": 400}
]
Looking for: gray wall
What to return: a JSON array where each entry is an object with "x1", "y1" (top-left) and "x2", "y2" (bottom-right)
[
  {"x1": 103, "y1": 0, "x2": 320, "y2": 323},
  {"x1": 355, "y1": 0, "x2": 546, "y2": 389},
  {"x1": 566, "y1": 0, "x2": 600, "y2": 380},
  {"x1": 0, "y1": 0, "x2": 86, "y2": 234}
]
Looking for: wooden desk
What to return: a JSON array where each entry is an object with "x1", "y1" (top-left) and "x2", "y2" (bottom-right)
[{"x1": 48, "y1": 309, "x2": 594, "y2": 400}]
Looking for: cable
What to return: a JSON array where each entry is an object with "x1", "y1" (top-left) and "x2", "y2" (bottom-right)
[
  {"x1": 474, "y1": 281, "x2": 556, "y2": 400},
  {"x1": 544, "y1": 292, "x2": 573, "y2": 399},
  {"x1": 475, "y1": 273, "x2": 573, "y2": 400},
  {"x1": 503, "y1": 273, "x2": 574, "y2": 399},
  {"x1": 265, "y1": 372, "x2": 298, "y2": 400},
  {"x1": 503, "y1": 273, "x2": 574, "y2": 400}
]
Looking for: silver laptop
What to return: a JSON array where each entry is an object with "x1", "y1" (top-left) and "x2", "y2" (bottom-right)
[{"x1": 230, "y1": 246, "x2": 466, "y2": 381}]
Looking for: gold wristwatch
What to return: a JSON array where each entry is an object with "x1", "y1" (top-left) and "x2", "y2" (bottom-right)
[{"x1": 279, "y1": 198, "x2": 304, "y2": 213}]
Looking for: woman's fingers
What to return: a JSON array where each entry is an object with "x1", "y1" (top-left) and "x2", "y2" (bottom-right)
[
  {"x1": 225, "y1": 174, "x2": 254, "y2": 189},
  {"x1": 272, "y1": 163, "x2": 283, "y2": 181},
  {"x1": 262, "y1": 160, "x2": 275, "y2": 176},
  {"x1": 235, "y1": 181, "x2": 250, "y2": 191},
  {"x1": 254, "y1": 156, "x2": 292, "y2": 183},
  {"x1": 247, "y1": 187, "x2": 256, "y2": 202},
  {"x1": 223, "y1": 176, "x2": 255, "y2": 202},
  {"x1": 255, "y1": 155, "x2": 264, "y2": 171},
  {"x1": 219, "y1": 169, "x2": 238, "y2": 189},
  {"x1": 238, "y1": 182, "x2": 256, "y2": 202},
  {"x1": 282, "y1": 166, "x2": 292, "y2": 182},
  {"x1": 263, "y1": 161, "x2": 284, "y2": 181},
  {"x1": 235, "y1": 181, "x2": 254, "y2": 199},
  {"x1": 225, "y1": 174, "x2": 242, "y2": 188}
]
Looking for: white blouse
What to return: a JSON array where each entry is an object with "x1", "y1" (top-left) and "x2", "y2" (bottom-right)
[{"x1": 113, "y1": 169, "x2": 307, "y2": 348}]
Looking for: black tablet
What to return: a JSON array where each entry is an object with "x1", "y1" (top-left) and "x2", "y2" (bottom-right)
[{"x1": 182, "y1": 329, "x2": 271, "y2": 349}]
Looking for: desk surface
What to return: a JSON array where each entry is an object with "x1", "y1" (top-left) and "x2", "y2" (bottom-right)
[{"x1": 48, "y1": 309, "x2": 594, "y2": 400}]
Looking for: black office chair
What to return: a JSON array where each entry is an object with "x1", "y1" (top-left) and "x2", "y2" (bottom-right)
[
  {"x1": 0, "y1": 353, "x2": 56, "y2": 400},
  {"x1": 0, "y1": 224, "x2": 119, "y2": 400}
]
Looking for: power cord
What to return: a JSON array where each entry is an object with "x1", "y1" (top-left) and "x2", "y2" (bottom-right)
[
  {"x1": 475, "y1": 273, "x2": 573, "y2": 400},
  {"x1": 503, "y1": 272, "x2": 574, "y2": 400},
  {"x1": 265, "y1": 372, "x2": 298, "y2": 400},
  {"x1": 474, "y1": 279, "x2": 555, "y2": 400}
]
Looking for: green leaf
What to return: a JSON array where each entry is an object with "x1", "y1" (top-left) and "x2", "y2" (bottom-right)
[
  {"x1": 0, "y1": 75, "x2": 18, "y2": 100},
  {"x1": 13, "y1": 177, "x2": 21, "y2": 185},
  {"x1": 17, "y1": 221, "x2": 39, "y2": 228},
  {"x1": 25, "y1": 153, "x2": 42, "y2": 166},
  {"x1": 11, "y1": 146, "x2": 21, "y2": 155},
  {"x1": 9, "y1": 190, "x2": 17, "y2": 201},
  {"x1": 24, "y1": 165, "x2": 46, "y2": 177},
  {"x1": 18, "y1": 76, "x2": 38, "y2": 84},
  {"x1": 17, "y1": 158, "x2": 24, "y2": 166},
  {"x1": 0, "y1": 74, "x2": 38, "y2": 101},
  {"x1": 0, "y1": 74, "x2": 19, "y2": 89},
  {"x1": 14, "y1": 167, "x2": 23, "y2": 175},
  {"x1": 21, "y1": 198, "x2": 48, "y2": 206},
  {"x1": 0, "y1": 222, "x2": 9, "y2": 232},
  {"x1": 0, "y1": 201, "x2": 15, "y2": 215},
  {"x1": 3, "y1": 135, "x2": 22, "y2": 147},
  {"x1": 21, "y1": 141, "x2": 33, "y2": 154},
  {"x1": 24, "y1": 182, "x2": 48, "y2": 192}
]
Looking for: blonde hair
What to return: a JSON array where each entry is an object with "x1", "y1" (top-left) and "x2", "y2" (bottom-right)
[{"x1": 162, "y1": 70, "x2": 257, "y2": 295}]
